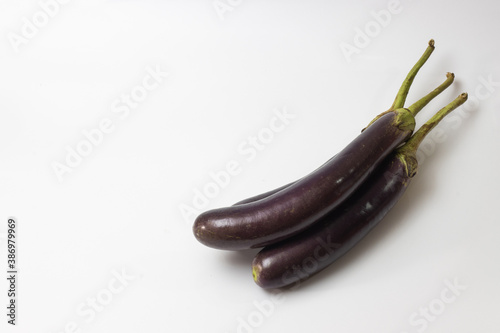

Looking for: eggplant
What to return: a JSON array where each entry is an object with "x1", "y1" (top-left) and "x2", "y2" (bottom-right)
[
  {"x1": 193, "y1": 40, "x2": 450, "y2": 251},
  {"x1": 232, "y1": 72, "x2": 455, "y2": 207},
  {"x1": 194, "y1": 110, "x2": 414, "y2": 250},
  {"x1": 251, "y1": 93, "x2": 468, "y2": 289}
]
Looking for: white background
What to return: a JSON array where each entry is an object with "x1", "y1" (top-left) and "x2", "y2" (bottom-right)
[{"x1": 1, "y1": 1, "x2": 499, "y2": 332}]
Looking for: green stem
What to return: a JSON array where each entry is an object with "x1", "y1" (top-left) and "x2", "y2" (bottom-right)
[
  {"x1": 390, "y1": 39, "x2": 435, "y2": 110},
  {"x1": 407, "y1": 72, "x2": 455, "y2": 117},
  {"x1": 398, "y1": 92, "x2": 468, "y2": 155}
]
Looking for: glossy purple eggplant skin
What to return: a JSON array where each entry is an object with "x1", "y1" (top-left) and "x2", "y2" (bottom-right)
[
  {"x1": 252, "y1": 152, "x2": 413, "y2": 289},
  {"x1": 193, "y1": 110, "x2": 414, "y2": 250}
]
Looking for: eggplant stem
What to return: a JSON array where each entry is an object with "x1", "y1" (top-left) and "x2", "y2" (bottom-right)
[
  {"x1": 399, "y1": 92, "x2": 468, "y2": 155},
  {"x1": 390, "y1": 39, "x2": 435, "y2": 110},
  {"x1": 407, "y1": 72, "x2": 455, "y2": 116}
]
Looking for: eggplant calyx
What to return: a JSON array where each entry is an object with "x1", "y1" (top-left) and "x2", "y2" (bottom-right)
[
  {"x1": 396, "y1": 151, "x2": 419, "y2": 179},
  {"x1": 395, "y1": 92, "x2": 468, "y2": 175},
  {"x1": 363, "y1": 70, "x2": 455, "y2": 133},
  {"x1": 361, "y1": 107, "x2": 415, "y2": 133},
  {"x1": 393, "y1": 108, "x2": 416, "y2": 133}
]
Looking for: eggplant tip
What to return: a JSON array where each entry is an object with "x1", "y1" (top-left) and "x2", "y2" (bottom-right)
[
  {"x1": 252, "y1": 263, "x2": 262, "y2": 285},
  {"x1": 252, "y1": 265, "x2": 258, "y2": 281},
  {"x1": 192, "y1": 222, "x2": 206, "y2": 242}
]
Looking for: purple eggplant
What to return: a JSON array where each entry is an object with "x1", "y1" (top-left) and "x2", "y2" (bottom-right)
[
  {"x1": 194, "y1": 110, "x2": 413, "y2": 250},
  {"x1": 193, "y1": 40, "x2": 449, "y2": 251},
  {"x1": 232, "y1": 70, "x2": 454, "y2": 207},
  {"x1": 252, "y1": 93, "x2": 468, "y2": 289}
]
